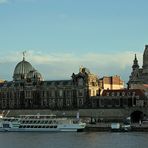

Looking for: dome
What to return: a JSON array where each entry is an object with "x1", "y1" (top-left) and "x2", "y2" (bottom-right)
[
  {"x1": 13, "y1": 59, "x2": 34, "y2": 81},
  {"x1": 26, "y1": 69, "x2": 43, "y2": 81}
]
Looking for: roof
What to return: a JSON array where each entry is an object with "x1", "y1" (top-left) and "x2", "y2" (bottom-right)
[
  {"x1": 45, "y1": 80, "x2": 72, "y2": 86},
  {"x1": 102, "y1": 89, "x2": 146, "y2": 98},
  {"x1": 143, "y1": 84, "x2": 148, "y2": 88}
]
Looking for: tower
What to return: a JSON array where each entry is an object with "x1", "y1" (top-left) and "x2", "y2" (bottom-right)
[
  {"x1": 142, "y1": 45, "x2": 148, "y2": 74},
  {"x1": 132, "y1": 54, "x2": 139, "y2": 71},
  {"x1": 128, "y1": 45, "x2": 148, "y2": 91}
]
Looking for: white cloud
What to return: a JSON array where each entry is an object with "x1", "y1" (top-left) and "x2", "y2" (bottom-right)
[
  {"x1": 0, "y1": 0, "x2": 37, "y2": 4},
  {"x1": 0, "y1": 50, "x2": 143, "y2": 83},
  {"x1": 0, "y1": 0, "x2": 8, "y2": 4}
]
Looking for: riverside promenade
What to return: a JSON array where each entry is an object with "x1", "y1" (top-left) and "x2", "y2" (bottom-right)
[
  {"x1": 1, "y1": 109, "x2": 148, "y2": 132},
  {"x1": 85, "y1": 122, "x2": 148, "y2": 132}
]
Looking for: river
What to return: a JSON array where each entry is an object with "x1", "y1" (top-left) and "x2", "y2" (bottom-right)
[{"x1": 0, "y1": 132, "x2": 147, "y2": 148}]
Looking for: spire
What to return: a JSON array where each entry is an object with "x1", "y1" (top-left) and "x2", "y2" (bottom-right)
[
  {"x1": 132, "y1": 54, "x2": 139, "y2": 70},
  {"x1": 23, "y1": 51, "x2": 26, "y2": 61}
]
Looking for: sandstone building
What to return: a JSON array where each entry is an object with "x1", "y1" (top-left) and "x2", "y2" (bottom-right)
[{"x1": 99, "y1": 75, "x2": 124, "y2": 95}]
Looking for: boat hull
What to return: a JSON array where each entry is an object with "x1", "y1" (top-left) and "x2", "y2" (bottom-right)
[
  {"x1": 0, "y1": 123, "x2": 86, "y2": 132},
  {"x1": 0, "y1": 127, "x2": 83, "y2": 132}
]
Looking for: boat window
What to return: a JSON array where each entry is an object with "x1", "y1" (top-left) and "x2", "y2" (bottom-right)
[
  {"x1": 45, "y1": 121, "x2": 48, "y2": 124},
  {"x1": 37, "y1": 120, "x2": 40, "y2": 124},
  {"x1": 49, "y1": 121, "x2": 52, "y2": 124},
  {"x1": 3, "y1": 124, "x2": 10, "y2": 128}
]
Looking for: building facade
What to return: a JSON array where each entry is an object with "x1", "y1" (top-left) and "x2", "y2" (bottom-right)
[
  {"x1": 99, "y1": 76, "x2": 124, "y2": 95},
  {"x1": 0, "y1": 52, "x2": 125, "y2": 110},
  {"x1": 90, "y1": 45, "x2": 148, "y2": 110},
  {"x1": 0, "y1": 55, "x2": 100, "y2": 109},
  {"x1": 91, "y1": 89, "x2": 148, "y2": 109}
]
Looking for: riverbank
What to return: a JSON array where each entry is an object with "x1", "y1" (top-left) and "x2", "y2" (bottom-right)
[
  {"x1": 84, "y1": 122, "x2": 148, "y2": 132},
  {"x1": 1, "y1": 109, "x2": 148, "y2": 132}
]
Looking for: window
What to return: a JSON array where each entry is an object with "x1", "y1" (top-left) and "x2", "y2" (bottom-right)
[
  {"x1": 132, "y1": 92, "x2": 136, "y2": 97},
  {"x1": 79, "y1": 99, "x2": 83, "y2": 106},
  {"x1": 112, "y1": 92, "x2": 114, "y2": 96},
  {"x1": 66, "y1": 90, "x2": 71, "y2": 97},
  {"x1": 122, "y1": 92, "x2": 125, "y2": 96},
  {"x1": 78, "y1": 90, "x2": 83, "y2": 97},
  {"x1": 51, "y1": 90, "x2": 55, "y2": 97},
  {"x1": 59, "y1": 90, "x2": 63, "y2": 97},
  {"x1": 117, "y1": 92, "x2": 120, "y2": 96},
  {"x1": 93, "y1": 90, "x2": 95, "y2": 96},
  {"x1": 25, "y1": 91, "x2": 31, "y2": 98},
  {"x1": 106, "y1": 92, "x2": 110, "y2": 96},
  {"x1": 78, "y1": 78, "x2": 84, "y2": 86}
]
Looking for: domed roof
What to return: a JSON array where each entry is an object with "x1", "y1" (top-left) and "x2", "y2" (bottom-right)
[
  {"x1": 13, "y1": 58, "x2": 34, "y2": 81},
  {"x1": 27, "y1": 69, "x2": 43, "y2": 81}
]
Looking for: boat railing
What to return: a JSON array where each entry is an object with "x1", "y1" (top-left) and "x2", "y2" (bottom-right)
[{"x1": 19, "y1": 114, "x2": 56, "y2": 119}]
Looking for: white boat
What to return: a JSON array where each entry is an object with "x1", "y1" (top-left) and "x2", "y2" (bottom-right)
[{"x1": 0, "y1": 114, "x2": 86, "y2": 132}]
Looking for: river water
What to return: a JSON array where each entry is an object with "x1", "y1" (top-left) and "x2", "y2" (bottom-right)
[{"x1": 0, "y1": 132, "x2": 147, "y2": 148}]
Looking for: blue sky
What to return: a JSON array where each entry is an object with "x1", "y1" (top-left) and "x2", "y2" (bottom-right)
[{"x1": 0, "y1": 0, "x2": 148, "y2": 84}]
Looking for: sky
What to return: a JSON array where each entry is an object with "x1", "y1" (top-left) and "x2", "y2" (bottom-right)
[{"x1": 0, "y1": 0, "x2": 148, "y2": 85}]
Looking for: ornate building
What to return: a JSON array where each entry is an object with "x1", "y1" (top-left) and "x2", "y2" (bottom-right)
[
  {"x1": 0, "y1": 55, "x2": 99, "y2": 109},
  {"x1": 128, "y1": 45, "x2": 148, "y2": 92}
]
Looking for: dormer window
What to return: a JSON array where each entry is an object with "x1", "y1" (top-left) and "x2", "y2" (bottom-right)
[
  {"x1": 117, "y1": 92, "x2": 120, "y2": 96},
  {"x1": 78, "y1": 78, "x2": 84, "y2": 86},
  {"x1": 122, "y1": 92, "x2": 125, "y2": 96},
  {"x1": 132, "y1": 92, "x2": 136, "y2": 96},
  {"x1": 106, "y1": 92, "x2": 109, "y2": 96},
  {"x1": 112, "y1": 92, "x2": 114, "y2": 96}
]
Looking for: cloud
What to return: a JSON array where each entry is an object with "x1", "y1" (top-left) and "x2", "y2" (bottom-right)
[
  {"x1": 0, "y1": 0, "x2": 8, "y2": 4},
  {"x1": 0, "y1": 0, "x2": 36, "y2": 4},
  {"x1": 0, "y1": 50, "x2": 143, "y2": 84}
]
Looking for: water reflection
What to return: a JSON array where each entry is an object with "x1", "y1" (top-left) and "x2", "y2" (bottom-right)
[{"x1": 0, "y1": 132, "x2": 148, "y2": 148}]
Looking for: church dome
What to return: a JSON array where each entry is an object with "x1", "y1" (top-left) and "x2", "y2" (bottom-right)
[
  {"x1": 13, "y1": 58, "x2": 34, "y2": 81},
  {"x1": 26, "y1": 69, "x2": 43, "y2": 81}
]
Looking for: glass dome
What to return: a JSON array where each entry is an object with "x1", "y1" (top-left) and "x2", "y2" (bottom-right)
[{"x1": 13, "y1": 59, "x2": 34, "y2": 81}]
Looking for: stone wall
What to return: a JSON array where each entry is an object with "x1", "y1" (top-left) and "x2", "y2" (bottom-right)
[{"x1": 1, "y1": 107, "x2": 148, "y2": 121}]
